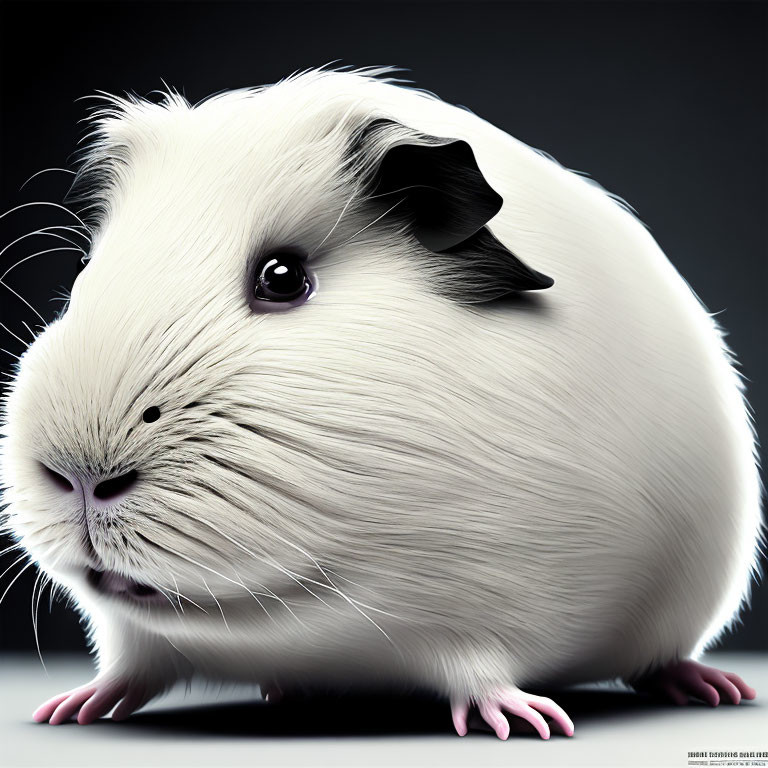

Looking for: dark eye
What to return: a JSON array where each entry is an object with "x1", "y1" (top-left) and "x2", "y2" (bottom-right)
[{"x1": 251, "y1": 250, "x2": 313, "y2": 310}]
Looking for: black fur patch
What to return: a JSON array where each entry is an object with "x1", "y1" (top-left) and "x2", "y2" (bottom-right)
[{"x1": 357, "y1": 119, "x2": 554, "y2": 301}]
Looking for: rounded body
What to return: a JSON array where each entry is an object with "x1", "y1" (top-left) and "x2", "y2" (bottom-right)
[{"x1": 2, "y1": 71, "x2": 762, "y2": 702}]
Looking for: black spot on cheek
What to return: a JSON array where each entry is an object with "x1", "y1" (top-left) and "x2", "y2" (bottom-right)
[{"x1": 142, "y1": 407, "x2": 161, "y2": 424}]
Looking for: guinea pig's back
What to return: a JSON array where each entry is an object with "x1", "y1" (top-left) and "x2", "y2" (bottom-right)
[{"x1": 360, "y1": 76, "x2": 762, "y2": 681}]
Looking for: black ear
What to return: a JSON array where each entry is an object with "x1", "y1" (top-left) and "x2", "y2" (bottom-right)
[
  {"x1": 362, "y1": 122, "x2": 554, "y2": 299},
  {"x1": 376, "y1": 139, "x2": 503, "y2": 253}
]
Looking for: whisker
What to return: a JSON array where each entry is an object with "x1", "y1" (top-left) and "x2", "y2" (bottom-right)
[
  {"x1": 1, "y1": 245, "x2": 84, "y2": 283},
  {"x1": 181, "y1": 460, "x2": 388, "y2": 616},
  {"x1": 154, "y1": 583, "x2": 184, "y2": 622},
  {"x1": 367, "y1": 182, "x2": 441, "y2": 201},
  {"x1": 19, "y1": 167, "x2": 76, "y2": 191},
  {"x1": 0, "y1": 228, "x2": 86, "y2": 271},
  {"x1": 231, "y1": 569, "x2": 276, "y2": 626},
  {"x1": 31, "y1": 571, "x2": 50, "y2": 675},
  {"x1": 0, "y1": 559, "x2": 35, "y2": 606},
  {"x1": 163, "y1": 498, "x2": 334, "y2": 612},
  {"x1": 0, "y1": 542, "x2": 22, "y2": 558},
  {"x1": 169, "y1": 572, "x2": 185, "y2": 614},
  {"x1": 335, "y1": 197, "x2": 406, "y2": 250},
  {"x1": 308, "y1": 188, "x2": 359, "y2": 258},
  {"x1": 0, "y1": 347, "x2": 22, "y2": 361},
  {"x1": 0, "y1": 552, "x2": 29, "y2": 585},
  {"x1": 170, "y1": 498, "x2": 395, "y2": 639},
  {"x1": 202, "y1": 578, "x2": 230, "y2": 634},
  {"x1": 136, "y1": 528, "x2": 309, "y2": 630},
  {"x1": 21, "y1": 320, "x2": 38, "y2": 341},
  {"x1": 49, "y1": 580, "x2": 60, "y2": 613},
  {"x1": 163, "y1": 584, "x2": 209, "y2": 615},
  {"x1": 1, "y1": 282, "x2": 46, "y2": 326},
  {"x1": 0, "y1": 201, "x2": 90, "y2": 231}
]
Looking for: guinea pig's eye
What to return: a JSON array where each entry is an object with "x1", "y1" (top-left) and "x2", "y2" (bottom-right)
[{"x1": 250, "y1": 250, "x2": 313, "y2": 310}]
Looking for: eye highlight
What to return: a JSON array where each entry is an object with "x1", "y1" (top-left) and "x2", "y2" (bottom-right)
[
  {"x1": 249, "y1": 250, "x2": 313, "y2": 311},
  {"x1": 248, "y1": 248, "x2": 314, "y2": 312}
]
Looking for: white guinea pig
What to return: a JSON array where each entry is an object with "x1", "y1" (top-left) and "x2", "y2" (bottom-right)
[{"x1": 1, "y1": 67, "x2": 761, "y2": 738}]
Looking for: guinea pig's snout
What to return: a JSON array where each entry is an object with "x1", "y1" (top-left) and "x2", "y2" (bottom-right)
[{"x1": 40, "y1": 463, "x2": 138, "y2": 506}]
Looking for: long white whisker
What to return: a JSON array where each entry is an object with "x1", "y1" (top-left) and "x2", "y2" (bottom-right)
[
  {"x1": 308, "y1": 188, "x2": 359, "y2": 257},
  {"x1": 137, "y1": 531, "x2": 295, "y2": 622},
  {"x1": 19, "y1": 168, "x2": 76, "y2": 191},
  {"x1": 32, "y1": 571, "x2": 50, "y2": 675},
  {"x1": 0, "y1": 560, "x2": 35, "y2": 606},
  {"x1": 1, "y1": 283, "x2": 46, "y2": 325},
  {"x1": 163, "y1": 584, "x2": 209, "y2": 615},
  {"x1": 21, "y1": 320, "x2": 38, "y2": 341},
  {"x1": 169, "y1": 509, "x2": 332, "y2": 617},
  {"x1": 0, "y1": 542, "x2": 22, "y2": 558},
  {"x1": 274, "y1": 564, "x2": 402, "y2": 621},
  {"x1": 231, "y1": 570, "x2": 276, "y2": 626},
  {"x1": 0, "y1": 228, "x2": 86, "y2": 272},
  {"x1": 154, "y1": 583, "x2": 184, "y2": 622},
  {"x1": 0, "y1": 552, "x2": 29, "y2": 584},
  {"x1": 335, "y1": 197, "x2": 406, "y2": 250},
  {"x1": 177, "y1": 509, "x2": 394, "y2": 638},
  {"x1": 143, "y1": 516, "x2": 311, "y2": 630},
  {"x1": 202, "y1": 578, "x2": 230, "y2": 634},
  {"x1": 1, "y1": 245, "x2": 84, "y2": 283},
  {"x1": 169, "y1": 572, "x2": 185, "y2": 614},
  {"x1": 0, "y1": 202, "x2": 90, "y2": 231}
]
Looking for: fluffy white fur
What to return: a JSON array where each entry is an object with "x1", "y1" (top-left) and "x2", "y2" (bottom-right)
[{"x1": 1, "y1": 68, "x2": 763, "y2": 711}]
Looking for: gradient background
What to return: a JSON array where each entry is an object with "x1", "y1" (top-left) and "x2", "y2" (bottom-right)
[{"x1": 0, "y1": 0, "x2": 766, "y2": 656}]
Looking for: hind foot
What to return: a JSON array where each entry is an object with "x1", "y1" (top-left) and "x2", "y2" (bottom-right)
[
  {"x1": 633, "y1": 659, "x2": 756, "y2": 707},
  {"x1": 450, "y1": 686, "x2": 575, "y2": 740}
]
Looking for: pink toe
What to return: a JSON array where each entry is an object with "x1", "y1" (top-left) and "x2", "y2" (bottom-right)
[
  {"x1": 478, "y1": 702, "x2": 510, "y2": 740},
  {"x1": 49, "y1": 687, "x2": 97, "y2": 726},
  {"x1": 708, "y1": 675, "x2": 741, "y2": 706},
  {"x1": 111, "y1": 687, "x2": 147, "y2": 722},
  {"x1": 450, "y1": 698, "x2": 469, "y2": 737},
  {"x1": 515, "y1": 706, "x2": 550, "y2": 740},
  {"x1": 33, "y1": 693, "x2": 70, "y2": 723},
  {"x1": 78, "y1": 684, "x2": 126, "y2": 725},
  {"x1": 528, "y1": 697, "x2": 574, "y2": 737},
  {"x1": 691, "y1": 680, "x2": 720, "y2": 707},
  {"x1": 724, "y1": 673, "x2": 756, "y2": 701}
]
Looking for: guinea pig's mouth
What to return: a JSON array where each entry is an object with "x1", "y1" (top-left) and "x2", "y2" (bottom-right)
[{"x1": 85, "y1": 566, "x2": 165, "y2": 605}]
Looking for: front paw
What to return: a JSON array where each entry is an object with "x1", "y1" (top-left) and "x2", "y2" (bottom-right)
[
  {"x1": 33, "y1": 677, "x2": 159, "y2": 725},
  {"x1": 451, "y1": 686, "x2": 575, "y2": 740}
]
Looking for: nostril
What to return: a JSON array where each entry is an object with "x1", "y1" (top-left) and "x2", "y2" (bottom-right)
[
  {"x1": 93, "y1": 470, "x2": 138, "y2": 501},
  {"x1": 40, "y1": 463, "x2": 74, "y2": 492}
]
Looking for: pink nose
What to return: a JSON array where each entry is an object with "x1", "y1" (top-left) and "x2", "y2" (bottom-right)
[{"x1": 40, "y1": 463, "x2": 138, "y2": 505}]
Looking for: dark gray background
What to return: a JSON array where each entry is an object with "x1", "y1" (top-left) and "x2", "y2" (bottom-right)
[{"x1": 0, "y1": 0, "x2": 765, "y2": 652}]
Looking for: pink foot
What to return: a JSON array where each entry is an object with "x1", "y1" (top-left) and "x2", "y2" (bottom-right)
[
  {"x1": 33, "y1": 678, "x2": 155, "y2": 725},
  {"x1": 633, "y1": 660, "x2": 756, "y2": 707},
  {"x1": 451, "y1": 687, "x2": 575, "y2": 740}
]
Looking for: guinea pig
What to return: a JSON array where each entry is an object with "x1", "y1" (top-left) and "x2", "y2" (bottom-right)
[{"x1": 1, "y1": 67, "x2": 761, "y2": 739}]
